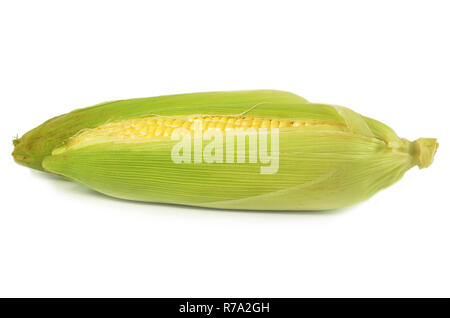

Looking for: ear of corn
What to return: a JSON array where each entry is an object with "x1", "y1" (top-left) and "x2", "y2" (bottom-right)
[{"x1": 13, "y1": 90, "x2": 437, "y2": 210}]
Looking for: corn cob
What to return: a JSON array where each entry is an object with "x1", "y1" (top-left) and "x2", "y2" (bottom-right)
[{"x1": 12, "y1": 90, "x2": 437, "y2": 210}]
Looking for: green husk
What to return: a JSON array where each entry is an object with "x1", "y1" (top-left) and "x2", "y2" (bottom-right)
[{"x1": 13, "y1": 90, "x2": 437, "y2": 210}]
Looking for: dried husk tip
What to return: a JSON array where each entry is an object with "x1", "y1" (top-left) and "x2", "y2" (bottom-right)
[{"x1": 413, "y1": 138, "x2": 438, "y2": 169}]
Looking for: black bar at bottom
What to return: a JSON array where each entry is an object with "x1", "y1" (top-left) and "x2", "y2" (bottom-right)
[{"x1": 0, "y1": 298, "x2": 448, "y2": 316}]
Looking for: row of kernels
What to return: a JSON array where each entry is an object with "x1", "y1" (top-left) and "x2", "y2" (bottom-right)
[{"x1": 77, "y1": 116, "x2": 335, "y2": 141}]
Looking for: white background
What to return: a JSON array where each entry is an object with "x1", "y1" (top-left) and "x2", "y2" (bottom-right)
[{"x1": 1, "y1": 0, "x2": 449, "y2": 297}]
